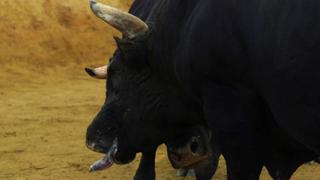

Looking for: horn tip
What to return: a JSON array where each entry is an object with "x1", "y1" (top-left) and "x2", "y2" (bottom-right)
[
  {"x1": 89, "y1": 0, "x2": 100, "y2": 14},
  {"x1": 85, "y1": 67, "x2": 97, "y2": 77},
  {"x1": 90, "y1": 0, "x2": 97, "y2": 10}
]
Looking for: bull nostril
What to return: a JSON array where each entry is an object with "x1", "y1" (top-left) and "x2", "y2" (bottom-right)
[
  {"x1": 86, "y1": 142, "x2": 96, "y2": 151},
  {"x1": 86, "y1": 137, "x2": 91, "y2": 146},
  {"x1": 190, "y1": 139, "x2": 199, "y2": 154}
]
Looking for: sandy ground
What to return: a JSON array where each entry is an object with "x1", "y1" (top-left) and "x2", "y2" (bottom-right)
[
  {"x1": 1, "y1": 62, "x2": 319, "y2": 180},
  {"x1": 0, "y1": 0, "x2": 319, "y2": 179}
]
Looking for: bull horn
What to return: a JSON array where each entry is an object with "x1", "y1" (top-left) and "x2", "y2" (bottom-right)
[
  {"x1": 85, "y1": 65, "x2": 107, "y2": 79},
  {"x1": 90, "y1": 0, "x2": 149, "y2": 39}
]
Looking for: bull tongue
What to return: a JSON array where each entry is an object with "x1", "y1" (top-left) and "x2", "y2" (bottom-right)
[
  {"x1": 89, "y1": 138, "x2": 118, "y2": 172},
  {"x1": 89, "y1": 155, "x2": 114, "y2": 172}
]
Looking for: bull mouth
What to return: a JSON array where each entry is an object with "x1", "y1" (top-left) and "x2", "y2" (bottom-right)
[
  {"x1": 89, "y1": 138, "x2": 119, "y2": 172},
  {"x1": 88, "y1": 137, "x2": 137, "y2": 172}
]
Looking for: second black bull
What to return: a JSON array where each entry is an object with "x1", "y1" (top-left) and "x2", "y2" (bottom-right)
[{"x1": 83, "y1": 0, "x2": 320, "y2": 179}]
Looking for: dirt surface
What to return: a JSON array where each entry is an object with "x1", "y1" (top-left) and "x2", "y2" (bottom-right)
[{"x1": 0, "y1": 0, "x2": 319, "y2": 179}]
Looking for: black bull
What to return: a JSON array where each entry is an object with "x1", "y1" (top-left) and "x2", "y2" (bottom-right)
[{"x1": 84, "y1": 0, "x2": 320, "y2": 179}]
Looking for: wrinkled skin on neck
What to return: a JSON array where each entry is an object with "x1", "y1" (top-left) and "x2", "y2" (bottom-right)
[{"x1": 86, "y1": 33, "x2": 210, "y2": 165}]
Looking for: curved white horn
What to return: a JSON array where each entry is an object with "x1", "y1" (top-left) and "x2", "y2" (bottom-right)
[
  {"x1": 85, "y1": 65, "x2": 107, "y2": 79},
  {"x1": 90, "y1": 0, "x2": 148, "y2": 39}
]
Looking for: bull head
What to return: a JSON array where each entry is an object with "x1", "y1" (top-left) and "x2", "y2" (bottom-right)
[{"x1": 85, "y1": 0, "x2": 213, "y2": 172}]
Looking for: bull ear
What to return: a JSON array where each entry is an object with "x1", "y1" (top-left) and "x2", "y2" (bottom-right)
[
  {"x1": 85, "y1": 65, "x2": 107, "y2": 79},
  {"x1": 113, "y1": 35, "x2": 149, "y2": 68},
  {"x1": 114, "y1": 36, "x2": 135, "y2": 55}
]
